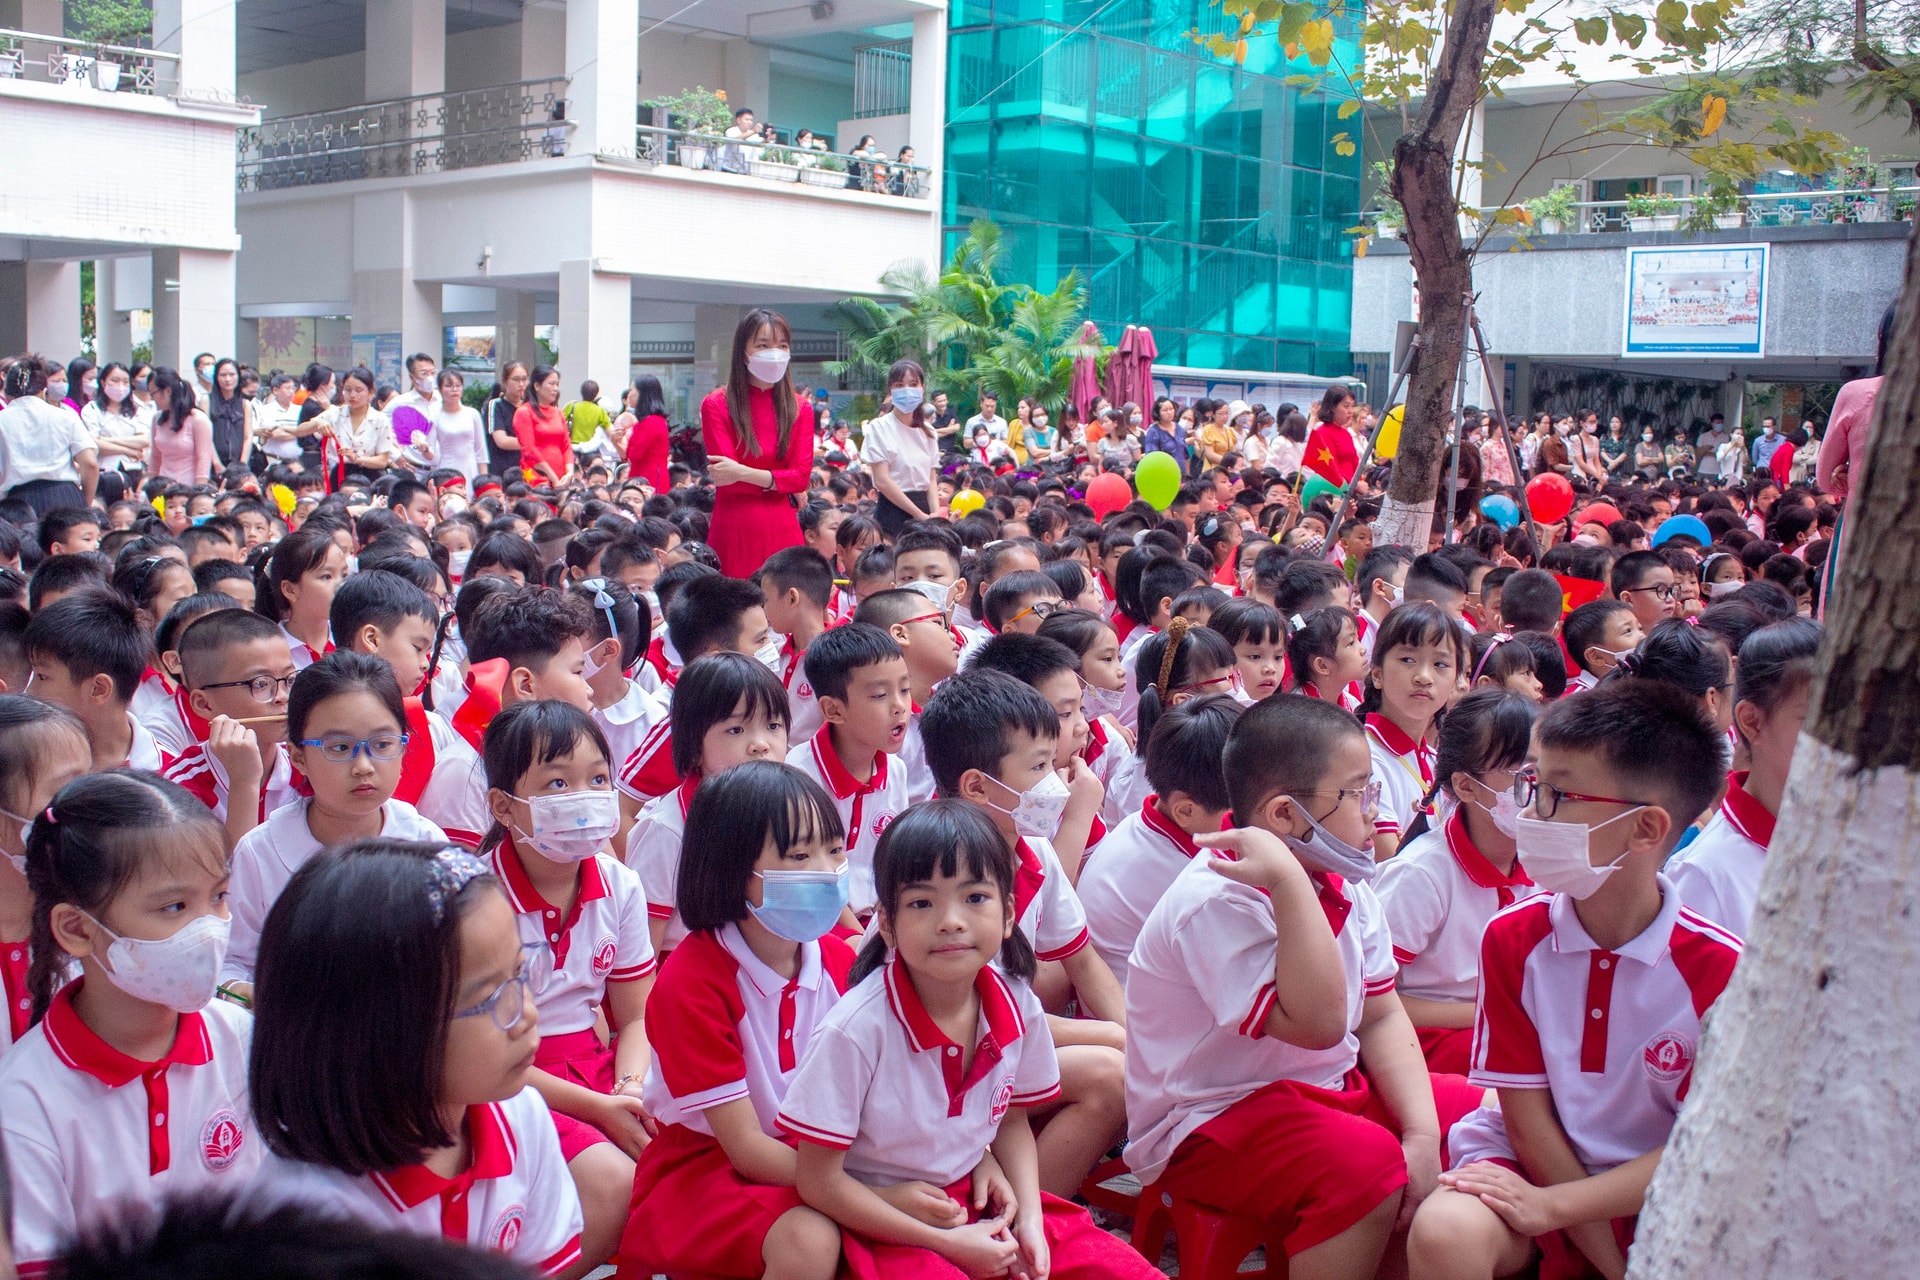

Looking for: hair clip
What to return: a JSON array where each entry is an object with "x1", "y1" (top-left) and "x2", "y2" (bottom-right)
[
  {"x1": 1470, "y1": 633, "x2": 1511, "y2": 684},
  {"x1": 579, "y1": 577, "x2": 618, "y2": 614},
  {"x1": 424, "y1": 848, "x2": 487, "y2": 925},
  {"x1": 1289, "y1": 613, "x2": 1309, "y2": 634},
  {"x1": 42, "y1": 806, "x2": 55, "y2": 825}
]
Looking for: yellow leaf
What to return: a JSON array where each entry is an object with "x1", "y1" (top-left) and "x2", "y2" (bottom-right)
[
  {"x1": 1285, "y1": 41, "x2": 1300, "y2": 57},
  {"x1": 1700, "y1": 94, "x2": 1726, "y2": 136},
  {"x1": 1337, "y1": 98, "x2": 1362, "y2": 119},
  {"x1": 1334, "y1": 138, "x2": 1357, "y2": 156},
  {"x1": 1300, "y1": 16, "x2": 1334, "y2": 60},
  {"x1": 1514, "y1": 207, "x2": 1533, "y2": 225},
  {"x1": 1234, "y1": 37, "x2": 1248, "y2": 63}
]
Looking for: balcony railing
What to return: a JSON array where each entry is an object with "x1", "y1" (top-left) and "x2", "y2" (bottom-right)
[
  {"x1": 633, "y1": 124, "x2": 930, "y2": 200},
  {"x1": 853, "y1": 40, "x2": 912, "y2": 118},
  {"x1": 236, "y1": 78, "x2": 570, "y2": 192},
  {"x1": 1468, "y1": 185, "x2": 1919, "y2": 236},
  {"x1": 0, "y1": 26, "x2": 178, "y2": 96}
]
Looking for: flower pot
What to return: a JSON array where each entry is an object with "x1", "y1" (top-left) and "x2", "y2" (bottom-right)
[
  {"x1": 800, "y1": 167, "x2": 844, "y2": 188},
  {"x1": 91, "y1": 58, "x2": 121, "y2": 91},
  {"x1": 1712, "y1": 212, "x2": 1744, "y2": 229},
  {"x1": 1539, "y1": 217, "x2": 1564, "y2": 236},
  {"x1": 747, "y1": 160, "x2": 798, "y2": 182},
  {"x1": 676, "y1": 143, "x2": 710, "y2": 169},
  {"x1": 1853, "y1": 202, "x2": 1886, "y2": 223},
  {"x1": 1627, "y1": 216, "x2": 1654, "y2": 232},
  {"x1": 1650, "y1": 214, "x2": 1679, "y2": 231}
]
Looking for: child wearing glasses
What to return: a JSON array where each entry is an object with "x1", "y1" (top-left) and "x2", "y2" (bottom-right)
[
  {"x1": 1124, "y1": 694, "x2": 1485, "y2": 1280},
  {"x1": 1609, "y1": 549, "x2": 1680, "y2": 632},
  {"x1": 251, "y1": 840, "x2": 586, "y2": 1276},
  {"x1": 850, "y1": 585, "x2": 964, "y2": 806},
  {"x1": 981, "y1": 570, "x2": 1064, "y2": 637},
  {"x1": 162, "y1": 609, "x2": 302, "y2": 845},
  {"x1": 222, "y1": 653, "x2": 446, "y2": 996}
]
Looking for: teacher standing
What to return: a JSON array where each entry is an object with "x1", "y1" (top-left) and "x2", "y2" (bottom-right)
[
  {"x1": 861, "y1": 358, "x2": 939, "y2": 536},
  {"x1": 700, "y1": 309, "x2": 814, "y2": 577}
]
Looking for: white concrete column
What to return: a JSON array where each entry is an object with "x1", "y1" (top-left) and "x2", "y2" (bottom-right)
[
  {"x1": 564, "y1": 0, "x2": 637, "y2": 156},
  {"x1": 520, "y1": 0, "x2": 565, "y2": 80},
  {"x1": 909, "y1": 5, "x2": 946, "y2": 211},
  {"x1": 153, "y1": 0, "x2": 236, "y2": 103},
  {"x1": 350, "y1": 191, "x2": 442, "y2": 361},
  {"x1": 496, "y1": 289, "x2": 538, "y2": 368},
  {"x1": 0, "y1": 262, "x2": 81, "y2": 357},
  {"x1": 558, "y1": 260, "x2": 629, "y2": 393},
  {"x1": 150, "y1": 248, "x2": 236, "y2": 370},
  {"x1": 94, "y1": 260, "x2": 135, "y2": 366},
  {"x1": 364, "y1": 0, "x2": 444, "y2": 102}
]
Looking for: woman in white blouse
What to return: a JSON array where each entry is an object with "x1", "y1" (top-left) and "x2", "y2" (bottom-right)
[
  {"x1": 859, "y1": 358, "x2": 940, "y2": 536},
  {"x1": 430, "y1": 369, "x2": 485, "y2": 480},
  {"x1": 82, "y1": 362, "x2": 151, "y2": 501},
  {"x1": 316, "y1": 366, "x2": 396, "y2": 485}
]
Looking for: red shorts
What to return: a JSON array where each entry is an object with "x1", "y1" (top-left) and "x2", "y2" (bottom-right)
[
  {"x1": 618, "y1": 1124, "x2": 808, "y2": 1279},
  {"x1": 1417, "y1": 1025, "x2": 1473, "y2": 1076},
  {"x1": 536, "y1": 1028, "x2": 615, "y2": 1161},
  {"x1": 1165, "y1": 1069, "x2": 1485, "y2": 1256},
  {"x1": 1538, "y1": 1216, "x2": 1637, "y2": 1280},
  {"x1": 840, "y1": 1177, "x2": 1159, "y2": 1280}
]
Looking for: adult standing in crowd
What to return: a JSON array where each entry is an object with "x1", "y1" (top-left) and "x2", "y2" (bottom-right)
[
  {"x1": 486, "y1": 360, "x2": 529, "y2": 479},
  {"x1": 621, "y1": 375, "x2": 671, "y2": 494},
  {"x1": 701, "y1": 307, "x2": 813, "y2": 576},
  {"x1": 318, "y1": 365, "x2": 395, "y2": 487},
  {"x1": 513, "y1": 364, "x2": 573, "y2": 488},
  {"x1": 862, "y1": 358, "x2": 940, "y2": 536},
  {"x1": 1143, "y1": 394, "x2": 1186, "y2": 469},
  {"x1": 145, "y1": 366, "x2": 216, "y2": 487},
  {"x1": 0, "y1": 355, "x2": 98, "y2": 513},
  {"x1": 431, "y1": 369, "x2": 485, "y2": 481},
  {"x1": 206, "y1": 358, "x2": 254, "y2": 476},
  {"x1": 83, "y1": 362, "x2": 149, "y2": 503}
]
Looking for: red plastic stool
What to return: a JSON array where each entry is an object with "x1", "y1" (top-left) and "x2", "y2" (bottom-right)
[{"x1": 1132, "y1": 1179, "x2": 1283, "y2": 1278}]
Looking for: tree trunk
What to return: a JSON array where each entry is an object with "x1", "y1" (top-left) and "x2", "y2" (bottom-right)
[
  {"x1": 1628, "y1": 226, "x2": 1920, "y2": 1277},
  {"x1": 1372, "y1": 0, "x2": 1496, "y2": 549}
]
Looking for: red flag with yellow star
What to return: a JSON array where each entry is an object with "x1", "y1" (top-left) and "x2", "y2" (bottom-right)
[
  {"x1": 1552, "y1": 573, "x2": 1607, "y2": 618},
  {"x1": 1302, "y1": 423, "x2": 1358, "y2": 487}
]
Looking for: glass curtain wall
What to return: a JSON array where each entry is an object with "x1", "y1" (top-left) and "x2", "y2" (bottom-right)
[{"x1": 945, "y1": 0, "x2": 1361, "y2": 376}]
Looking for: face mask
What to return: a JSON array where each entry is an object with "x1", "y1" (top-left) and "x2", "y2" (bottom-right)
[
  {"x1": 345, "y1": 555, "x2": 360, "y2": 575},
  {"x1": 1032, "y1": 419, "x2": 1049, "y2": 432},
  {"x1": 1514, "y1": 806, "x2": 1641, "y2": 898},
  {"x1": 1469, "y1": 781, "x2": 1522, "y2": 839},
  {"x1": 105, "y1": 383, "x2": 128, "y2": 402},
  {"x1": 514, "y1": 789, "x2": 620, "y2": 863},
  {"x1": 448, "y1": 548, "x2": 472, "y2": 580},
  {"x1": 1706, "y1": 579, "x2": 1743, "y2": 600},
  {"x1": 47, "y1": 381, "x2": 68, "y2": 401},
  {"x1": 0, "y1": 803, "x2": 32, "y2": 851},
  {"x1": 984, "y1": 769, "x2": 1071, "y2": 840},
  {"x1": 1764, "y1": 426, "x2": 1775, "y2": 436},
  {"x1": 756, "y1": 638, "x2": 784, "y2": 674},
  {"x1": 640, "y1": 589, "x2": 661, "y2": 621},
  {"x1": 746, "y1": 349, "x2": 791, "y2": 383},
  {"x1": 1585, "y1": 645, "x2": 1630, "y2": 673},
  {"x1": 414, "y1": 376, "x2": 434, "y2": 396},
  {"x1": 1643, "y1": 433, "x2": 1654, "y2": 442},
  {"x1": 1080, "y1": 680, "x2": 1123, "y2": 721},
  {"x1": 1278, "y1": 795, "x2": 1379, "y2": 882},
  {"x1": 1129, "y1": 415, "x2": 1142, "y2": 427},
  {"x1": 86, "y1": 911, "x2": 231, "y2": 1013},
  {"x1": 4, "y1": 853, "x2": 21, "y2": 877},
  {"x1": 890, "y1": 386, "x2": 924, "y2": 414},
  {"x1": 749, "y1": 863, "x2": 850, "y2": 942}
]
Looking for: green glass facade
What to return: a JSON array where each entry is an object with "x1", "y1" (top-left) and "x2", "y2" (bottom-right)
[{"x1": 944, "y1": 0, "x2": 1362, "y2": 377}]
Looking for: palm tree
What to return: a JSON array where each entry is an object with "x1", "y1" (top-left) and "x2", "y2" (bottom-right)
[{"x1": 971, "y1": 272, "x2": 1092, "y2": 418}]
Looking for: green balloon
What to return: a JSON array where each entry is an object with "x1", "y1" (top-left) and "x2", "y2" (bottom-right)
[
  {"x1": 1300, "y1": 472, "x2": 1342, "y2": 506},
  {"x1": 1136, "y1": 451, "x2": 1182, "y2": 511}
]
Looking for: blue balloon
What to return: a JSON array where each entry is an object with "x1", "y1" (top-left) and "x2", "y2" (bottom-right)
[
  {"x1": 1479, "y1": 494, "x2": 1520, "y2": 531},
  {"x1": 1651, "y1": 514, "x2": 1711, "y2": 549}
]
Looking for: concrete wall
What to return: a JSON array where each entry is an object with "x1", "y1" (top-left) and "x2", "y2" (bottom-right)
[
  {"x1": 241, "y1": 24, "x2": 528, "y2": 118},
  {"x1": 769, "y1": 67, "x2": 853, "y2": 140}
]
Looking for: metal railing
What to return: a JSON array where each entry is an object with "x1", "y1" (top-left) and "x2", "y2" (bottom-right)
[
  {"x1": 1472, "y1": 184, "x2": 1920, "y2": 235},
  {"x1": 853, "y1": 40, "x2": 911, "y2": 118},
  {"x1": 236, "y1": 77, "x2": 570, "y2": 192},
  {"x1": 0, "y1": 26, "x2": 177, "y2": 95},
  {"x1": 633, "y1": 123, "x2": 930, "y2": 199}
]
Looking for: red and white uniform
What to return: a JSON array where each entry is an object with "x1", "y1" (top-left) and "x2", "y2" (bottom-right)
[
  {"x1": 779, "y1": 637, "x2": 825, "y2": 746},
  {"x1": 1365, "y1": 712, "x2": 1434, "y2": 842},
  {"x1": 1012, "y1": 836, "x2": 1091, "y2": 963},
  {"x1": 488, "y1": 840, "x2": 656, "y2": 1035},
  {"x1": 1123, "y1": 852, "x2": 1398, "y2": 1184},
  {"x1": 280, "y1": 622, "x2": 333, "y2": 671},
  {"x1": 776, "y1": 960, "x2": 1061, "y2": 1187},
  {"x1": 1, "y1": 984, "x2": 260, "y2": 1276},
  {"x1": 1457, "y1": 877, "x2": 1741, "y2": 1174},
  {"x1": 260, "y1": 1087, "x2": 584, "y2": 1276},
  {"x1": 1117, "y1": 623, "x2": 1158, "y2": 732},
  {"x1": 592, "y1": 679, "x2": 668, "y2": 790},
  {"x1": 1078, "y1": 713, "x2": 1130, "y2": 797},
  {"x1": 786, "y1": 733, "x2": 910, "y2": 915},
  {"x1": 1355, "y1": 608, "x2": 1381, "y2": 663},
  {"x1": 1667, "y1": 771, "x2": 1771, "y2": 936},
  {"x1": 125, "y1": 712, "x2": 164, "y2": 771},
  {"x1": 620, "y1": 926, "x2": 856, "y2": 1280},
  {"x1": 625, "y1": 775, "x2": 698, "y2": 952},
  {"x1": 898, "y1": 706, "x2": 934, "y2": 805},
  {"x1": 164, "y1": 740, "x2": 302, "y2": 825},
  {"x1": 129, "y1": 666, "x2": 173, "y2": 728},
  {"x1": 1077, "y1": 797, "x2": 1203, "y2": 988},
  {"x1": 404, "y1": 706, "x2": 490, "y2": 847},
  {"x1": 641, "y1": 633, "x2": 684, "y2": 687},
  {"x1": 139, "y1": 685, "x2": 205, "y2": 764},
  {"x1": 1100, "y1": 749, "x2": 1151, "y2": 831},
  {"x1": 224, "y1": 797, "x2": 447, "y2": 984},
  {"x1": 616, "y1": 719, "x2": 678, "y2": 802}
]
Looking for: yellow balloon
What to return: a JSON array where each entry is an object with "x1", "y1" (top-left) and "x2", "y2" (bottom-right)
[
  {"x1": 1376, "y1": 404, "x2": 1404, "y2": 460},
  {"x1": 950, "y1": 488, "x2": 985, "y2": 517}
]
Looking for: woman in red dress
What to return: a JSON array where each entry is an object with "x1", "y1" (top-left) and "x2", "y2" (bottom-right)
[
  {"x1": 700, "y1": 308, "x2": 814, "y2": 577},
  {"x1": 620, "y1": 373, "x2": 672, "y2": 494},
  {"x1": 513, "y1": 363, "x2": 573, "y2": 487}
]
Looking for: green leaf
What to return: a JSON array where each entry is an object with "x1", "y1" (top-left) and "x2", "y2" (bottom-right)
[
  {"x1": 1337, "y1": 98, "x2": 1362, "y2": 118},
  {"x1": 1609, "y1": 11, "x2": 1646, "y2": 47},
  {"x1": 1572, "y1": 15, "x2": 1609, "y2": 44}
]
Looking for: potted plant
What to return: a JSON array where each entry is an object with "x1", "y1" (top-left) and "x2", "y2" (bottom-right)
[
  {"x1": 649, "y1": 87, "x2": 730, "y2": 169},
  {"x1": 801, "y1": 151, "x2": 847, "y2": 188},
  {"x1": 1625, "y1": 191, "x2": 1680, "y2": 232},
  {"x1": 66, "y1": 0, "x2": 150, "y2": 90},
  {"x1": 1684, "y1": 182, "x2": 1744, "y2": 231},
  {"x1": 1836, "y1": 147, "x2": 1885, "y2": 222},
  {"x1": 748, "y1": 145, "x2": 800, "y2": 182},
  {"x1": 1524, "y1": 185, "x2": 1579, "y2": 235}
]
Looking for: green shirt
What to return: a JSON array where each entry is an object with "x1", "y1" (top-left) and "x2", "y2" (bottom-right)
[{"x1": 564, "y1": 400, "x2": 611, "y2": 445}]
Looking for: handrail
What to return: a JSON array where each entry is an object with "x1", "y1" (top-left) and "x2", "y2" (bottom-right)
[
  {"x1": 1456, "y1": 184, "x2": 1920, "y2": 233},
  {"x1": 0, "y1": 24, "x2": 177, "y2": 95},
  {"x1": 633, "y1": 123, "x2": 931, "y2": 200}
]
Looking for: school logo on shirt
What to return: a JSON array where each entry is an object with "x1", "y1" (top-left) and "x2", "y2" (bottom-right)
[
  {"x1": 1642, "y1": 1031, "x2": 1694, "y2": 1083},
  {"x1": 200, "y1": 1109, "x2": 246, "y2": 1171},
  {"x1": 989, "y1": 1077, "x2": 1016, "y2": 1125},
  {"x1": 871, "y1": 812, "x2": 895, "y2": 838},
  {"x1": 592, "y1": 935, "x2": 618, "y2": 978},
  {"x1": 488, "y1": 1206, "x2": 526, "y2": 1253}
]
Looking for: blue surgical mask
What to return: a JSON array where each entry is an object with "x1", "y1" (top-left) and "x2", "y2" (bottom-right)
[
  {"x1": 749, "y1": 863, "x2": 850, "y2": 941},
  {"x1": 891, "y1": 386, "x2": 924, "y2": 414}
]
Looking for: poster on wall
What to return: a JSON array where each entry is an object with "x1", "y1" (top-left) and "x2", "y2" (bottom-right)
[
  {"x1": 257, "y1": 318, "x2": 315, "y2": 370},
  {"x1": 1622, "y1": 243, "x2": 1767, "y2": 358},
  {"x1": 445, "y1": 326, "x2": 498, "y2": 373},
  {"x1": 350, "y1": 333, "x2": 404, "y2": 387}
]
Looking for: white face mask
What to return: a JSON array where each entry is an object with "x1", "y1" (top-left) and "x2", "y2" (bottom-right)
[
  {"x1": 1080, "y1": 680, "x2": 1123, "y2": 722},
  {"x1": 755, "y1": 638, "x2": 784, "y2": 674},
  {"x1": 85, "y1": 911, "x2": 231, "y2": 1012},
  {"x1": 1514, "y1": 806, "x2": 1642, "y2": 899},
  {"x1": 1469, "y1": 780, "x2": 1523, "y2": 839},
  {"x1": 105, "y1": 383, "x2": 128, "y2": 403},
  {"x1": 513, "y1": 789, "x2": 620, "y2": 863},
  {"x1": 1284, "y1": 796, "x2": 1379, "y2": 882},
  {"x1": 985, "y1": 770, "x2": 1071, "y2": 840},
  {"x1": 448, "y1": 548, "x2": 472, "y2": 580},
  {"x1": 414, "y1": 376, "x2": 435, "y2": 396},
  {"x1": 746, "y1": 349, "x2": 791, "y2": 383}
]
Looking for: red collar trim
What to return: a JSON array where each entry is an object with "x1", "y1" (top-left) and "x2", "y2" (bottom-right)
[
  {"x1": 1720, "y1": 771, "x2": 1776, "y2": 848},
  {"x1": 676, "y1": 773, "x2": 701, "y2": 819},
  {"x1": 1011, "y1": 838, "x2": 1048, "y2": 921},
  {"x1": 812, "y1": 732, "x2": 887, "y2": 799},
  {"x1": 882, "y1": 956, "x2": 1024, "y2": 1054},
  {"x1": 1140, "y1": 796, "x2": 1200, "y2": 858},
  {"x1": 174, "y1": 685, "x2": 211, "y2": 741},
  {"x1": 372, "y1": 1102, "x2": 517, "y2": 1211},
  {"x1": 1365, "y1": 711, "x2": 1424, "y2": 759},
  {"x1": 1082, "y1": 716, "x2": 1109, "y2": 768},
  {"x1": 491, "y1": 836, "x2": 609, "y2": 918},
  {"x1": 1309, "y1": 871, "x2": 1353, "y2": 935},
  {"x1": 43, "y1": 979, "x2": 212, "y2": 1086},
  {"x1": 1444, "y1": 809, "x2": 1533, "y2": 892}
]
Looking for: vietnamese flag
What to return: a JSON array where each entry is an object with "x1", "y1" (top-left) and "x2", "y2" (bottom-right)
[
  {"x1": 1552, "y1": 573, "x2": 1607, "y2": 618},
  {"x1": 1303, "y1": 424, "x2": 1358, "y2": 487}
]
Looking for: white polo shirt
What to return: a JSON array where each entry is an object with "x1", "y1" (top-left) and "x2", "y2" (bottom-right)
[
  {"x1": 164, "y1": 740, "x2": 302, "y2": 826},
  {"x1": 259, "y1": 1086, "x2": 583, "y2": 1276},
  {"x1": 777, "y1": 960, "x2": 1060, "y2": 1188},
  {"x1": 1667, "y1": 771, "x2": 1771, "y2": 936},
  {"x1": 126, "y1": 713, "x2": 164, "y2": 771},
  {"x1": 1012, "y1": 836, "x2": 1091, "y2": 963},
  {"x1": 642, "y1": 925, "x2": 855, "y2": 1138},
  {"x1": 139, "y1": 685, "x2": 203, "y2": 765},
  {"x1": 1100, "y1": 749, "x2": 1152, "y2": 831},
  {"x1": 1118, "y1": 623, "x2": 1158, "y2": 732},
  {"x1": 786, "y1": 733, "x2": 910, "y2": 915},
  {"x1": 1, "y1": 984, "x2": 260, "y2": 1275},
  {"x1": 1078, "y1": 797, "x2": 1203, "y2": 989},
  {"x1": 1468, "y1": 878, "x2": 1741, "y2": 1173},
  {"x1": 1376, "y1": 809, "x2": 1539, "y2": 1005},
  {"x1": 592, "y1": 678, "x2": 668, "y2": 790},
  {"x1": 625, "y1": 776, "x2": 698, "y2": 951},
  {"x1": 1078, "y1": 714, "x2": 1131, "y2": 796},
  {"x1": 280, "y1": 623, "x2": 333, "y2": 672},
  {"x1": 224, "y1": 797, "x2": 447, "y2": 984},
  {"x1": 1123, "y1": 853, "x2": 1397, "y2": 1185},
  {"x1": 0, "y1": 395, "x2": 95, "y2": 490},
  {"x1": 1365, "y1": 712, "x2": 1434, "y2": 840},
  {"x1": 487, "y1": 840, "x2": 655, "y2": 1036},
  {"x1": 899, "y1": 708, "x2": 935, "y2": 805},
  {"x1": 780, "y1": 637, "x2": 825, "y2": 746}
]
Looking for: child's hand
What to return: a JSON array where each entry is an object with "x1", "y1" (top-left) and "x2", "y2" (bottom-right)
[
  {"x1": 593, "y1": 1093, "x2": 654, "y2": 1160},
  {"x1": 1396, "y1": 1132, "x2": 1443, "y2": 1230},
  {"x1": 1199, "y1": 827, "x2": 1308, "y2": 895},
  {"x1": 875, "y1": 1180, "x2": 966, "y2": 1229},
  {"x1": 207, "y1": 716, "x2": 262, "y2": 787},
  {"x1": 938, "y1": 1216, "x2": 1018, "y2": 1279},
  {"x1": 1011, "y1": 1211, "x2": 1051, "y2": 1280},
  {"x1": 1438, "y1": 1161, "x2": 1562, "y2": 1238},
  {"x1": 970, "y1": 1151, "x2": 1018, "y2": 1222},
  {"x1": 1060, "y1": 756, "x2": 1103, "y2": 814}
]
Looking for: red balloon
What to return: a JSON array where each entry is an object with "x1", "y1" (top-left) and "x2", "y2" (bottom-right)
[
  {"x1": 1525, "y1": 472, "x2": 1576, "y2": 524},
  {"x1": 1086, "y1": 472, "x2": 1132, "y2": 519}
]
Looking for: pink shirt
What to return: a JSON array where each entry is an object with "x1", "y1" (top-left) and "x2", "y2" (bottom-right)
[
  {"x1": 149, "y1": 411, "x2": 216, "y2": 483},
  {"x1": 1817, "y1": 376, "x2": 1880, "y2": 498}
]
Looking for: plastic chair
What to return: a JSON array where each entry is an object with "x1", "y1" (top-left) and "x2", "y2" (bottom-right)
[{"x1": 1131, "y1": 1178, "x2": 1284, "y2": 1279}]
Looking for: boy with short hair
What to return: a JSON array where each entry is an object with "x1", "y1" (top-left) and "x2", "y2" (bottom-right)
[
  {"x1": 27, "y1": 553, "x2": 110, "y2": 612},
  {"x1": 193, "y1": 559, "x2": 257, "y2": 610},
  {"x1": 162, "y1": 609, "x2": 302, "y2": 844},
  {"x1": 177, "y1": 524, "x2": 239, "y2": 567},
  {"x1": 1406, "y1": 552, "x2": 1470, "y2": 622},
  {"x1": 1610, "y1": 549, "x2": 1678, "y2": 632},
  {"x1": 1563, "y1": 598, "x2": 1644, "y2": 691},
  {"x1": 454, "y1": 585, "x2": 595, "y2": 748},
  {"x1": 1478, "y1": 565, "x2": 1517, "y2": 634},
  {"x1": 851, "y1": 584, "x2": 962, "y2": 803},
  {"x1": 1338, "y1": 518, "x2": 1375, "y2": 579},
  {"x1": 37, "y1": 508, "x2": 101, "y2": 558},
  {"x1": 920, "y1": 666, "x2": 1131, "y2": 1197},
  {"x1": 23, "y1": 590, "x2": 163, "y2": 770},
  {"x1": 1356, "y1": 545, "x2": 1415, "y2": 658},
  {"x1": 1407, "y1": 681, "x2": 1740, "y2": 1280},
  {"x1": 1498, "y1": 568, "x2": 1565, "y2": 636},
  {"x1": 1125, "y1": 694, "x2": 1484, "y2": 1280},
  {"x1": 969, "y1": 631, "x2": 1105, "y2": 874},
  {"x1": 756, "y1": 546, "x2": 838, "y2": 745},
  {"x1": 982, "y1": 569, "x2": 1066, "y2": 636}
]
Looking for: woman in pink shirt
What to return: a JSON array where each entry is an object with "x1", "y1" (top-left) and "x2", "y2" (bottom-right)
[{"x1": 146, "y1": 366, "x2": 217, "y2": 484}]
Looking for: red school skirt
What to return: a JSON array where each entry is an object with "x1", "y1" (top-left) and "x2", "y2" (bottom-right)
[
  {"x1": 536, "y1": 1028, "x2": 616, "y2": 1161},
  {"x1": 1417, "y1": 1025, "x2": 1474, "y2": 1076},
  {"x1": 618, "y1": 1124, "x2": 810, "y2": 1280},
  {"x1": 839, "y1": 1176, "x2": 1160, "y2": 1280}
]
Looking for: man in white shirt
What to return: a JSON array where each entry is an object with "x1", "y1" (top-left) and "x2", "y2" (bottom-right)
[
  {"x1": 1695, "y1": 414, "x2": 1729, "y2": 480},
  {"x1": 0, "y1": 359, "x2": 98, "y2": 514},
  {"x1": 964, "y1": 390, "x2": 1009, "y2": 440},
  {"x1": 402, "y1": 353, "x2": 438, "y2": 415},
  {"x1": 256, "y1": 374, "x2": 305, "y2": 464}
]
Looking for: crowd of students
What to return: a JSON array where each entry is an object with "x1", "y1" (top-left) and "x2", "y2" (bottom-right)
[{"x1": 0, "y1": 318, "x2": 1837, "y2": 1280}]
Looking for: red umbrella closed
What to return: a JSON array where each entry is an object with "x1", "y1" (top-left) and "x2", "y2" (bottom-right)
[
  {"x1": 1129, "y1": 326, "x2": 1158, "y2": 408},
  {"x1": 1070, "y1": 321, "x2": 1104, "y2": 419},
  {"x1": 1103, "y1": 324, "x2": 1137, "y2": 410}
]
